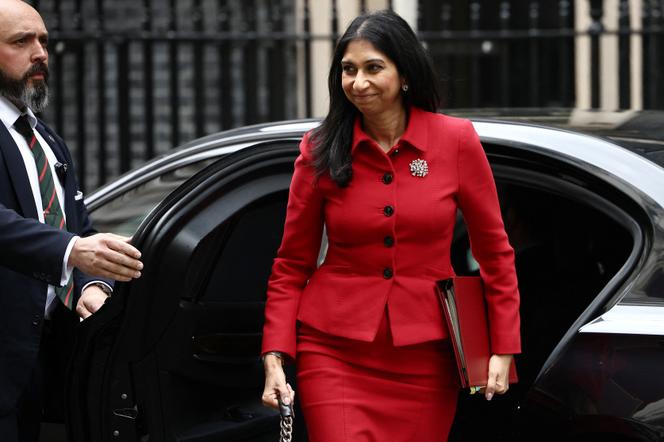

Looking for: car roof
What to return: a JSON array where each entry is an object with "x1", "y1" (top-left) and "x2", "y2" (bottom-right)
[
  {"x1": 88, "y1": 113, "x2": 664, "y2": 210},
  {"x1": 449, "y1": 108, "x2": 664, "y2": 168},
  {"x1": 88, "y1": 119, "x2": 320, "y2": 203},
  {"x1": 472, "y1": 119, "x2": 664, "y2": 207}
]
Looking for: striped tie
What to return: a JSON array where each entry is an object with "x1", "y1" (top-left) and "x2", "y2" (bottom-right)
[{"x1": 14, "y1": 115, "x2": 74, "y2": 309}]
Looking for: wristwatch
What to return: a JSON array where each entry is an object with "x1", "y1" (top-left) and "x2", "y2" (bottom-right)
[{"x1": 90, "y1": 282, "x2": 112, "y2": 296}]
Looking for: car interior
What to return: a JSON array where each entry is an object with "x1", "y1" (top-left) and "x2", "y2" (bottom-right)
[
  {"x1": 80, "y1": 142, "x2": 640, "y2": 441},
  {"x1": 449, "y1": 179, "x2": 634, "y2": 441}
]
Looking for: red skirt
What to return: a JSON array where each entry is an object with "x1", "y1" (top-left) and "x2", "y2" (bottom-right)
[{"x1": 296, "y1": 312, "x2": 460, "y2": 442}]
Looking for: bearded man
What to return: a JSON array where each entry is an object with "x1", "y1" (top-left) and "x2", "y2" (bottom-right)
[{"x1": 0, "y1": 1, "x2": 144, "y2": 440}]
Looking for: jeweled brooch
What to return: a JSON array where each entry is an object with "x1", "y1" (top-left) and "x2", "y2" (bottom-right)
[{"x1": 409, "y1": 159, "x2": 428, "y2": 177}]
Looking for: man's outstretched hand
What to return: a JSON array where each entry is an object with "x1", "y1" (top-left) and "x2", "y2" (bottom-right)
[{"x1": 69, "y1": 233, "x2": 143, "y2": 281}]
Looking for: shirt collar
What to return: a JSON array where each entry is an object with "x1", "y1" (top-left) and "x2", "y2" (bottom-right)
[
  {"x1": 351, "y1": 106, "x2": 430, "y2": 153},
  {"x1": 0, "y1": 96, "x2": 38, "y2": 132}
]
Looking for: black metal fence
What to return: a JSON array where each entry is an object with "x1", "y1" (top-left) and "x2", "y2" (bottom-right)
[
  {"x1": 420, "y1": 0, "x2": 576, "y2": 108},
  {"x1": 27, "y1": 0, "x2": 664, "y2": 191}
]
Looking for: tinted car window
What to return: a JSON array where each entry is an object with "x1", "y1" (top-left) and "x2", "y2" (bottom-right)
[{"x1": 89, "y1": 158, "x2": 219, "y2": 235}]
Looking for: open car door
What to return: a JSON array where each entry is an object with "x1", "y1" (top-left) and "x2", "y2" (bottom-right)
[{"x1": 65, "y1": 142, "x2": 302, "y2": 442}]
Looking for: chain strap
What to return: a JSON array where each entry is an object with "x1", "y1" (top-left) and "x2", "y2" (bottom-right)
[
  {"x1": 279, "y1": 415, "x2": 293, "y2": 442},
  {"x1": 278, "y1": 397, "x2": 294, "y2": 442}
]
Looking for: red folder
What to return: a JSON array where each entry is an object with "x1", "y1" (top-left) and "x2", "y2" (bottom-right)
[{"x1": 436, "y1": 277, "x2": 518, "y2": 392}]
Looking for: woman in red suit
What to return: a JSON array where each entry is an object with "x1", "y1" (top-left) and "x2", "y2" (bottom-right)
[{"x1": 261, "y1": 9, "x2": 520, "y2": 441}]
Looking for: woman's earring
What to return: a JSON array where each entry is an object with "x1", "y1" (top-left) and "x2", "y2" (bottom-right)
[{"x1": 402, "y1": 84, "x2": 409, "y2": 92}]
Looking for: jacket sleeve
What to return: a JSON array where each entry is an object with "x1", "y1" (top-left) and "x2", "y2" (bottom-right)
[
  {"x1": 0, "y1": 203, "x2": 74, "y2": 285},
  {"x1": 456, "y1": 120, "x2": 521, "y2": 355},
  {"x1": 261, "y1": 133, "x2": 325, "y2": 360}
]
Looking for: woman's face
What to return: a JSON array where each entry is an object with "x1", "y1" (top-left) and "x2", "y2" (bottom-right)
[{"x1": 341, "y1": 39, "x2": 404, "y2": 117}]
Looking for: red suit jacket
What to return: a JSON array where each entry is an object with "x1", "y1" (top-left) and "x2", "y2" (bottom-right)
[{"x1": 262, "y1": 108, "x2": 521, "y2": 360}]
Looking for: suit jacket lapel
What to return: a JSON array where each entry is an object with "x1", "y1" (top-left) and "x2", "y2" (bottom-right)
[{"x1": 0, "y1": 121, "x2": 38, "y2": 219}]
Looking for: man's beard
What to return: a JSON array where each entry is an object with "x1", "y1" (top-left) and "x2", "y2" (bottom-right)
[{"x1": 0, "y1": 63, "x2": 50, "y2": 113}]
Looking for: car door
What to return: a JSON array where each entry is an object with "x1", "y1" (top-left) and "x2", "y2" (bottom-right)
[{"x1": 65, "y1": 141, "x2": 303, "y2": 442}]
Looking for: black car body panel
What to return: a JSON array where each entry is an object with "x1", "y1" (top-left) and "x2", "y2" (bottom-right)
[
  {"x1": 67, "y1": 117, "x2": 664, "y2": 441},
  {"x1": 68, "y1": 143, "x2": 301, "y2": 441}
]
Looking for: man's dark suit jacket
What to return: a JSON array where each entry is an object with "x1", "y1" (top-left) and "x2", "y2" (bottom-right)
[{"x1": 0, "y1": 118, "x2": 109, "y2": 416}]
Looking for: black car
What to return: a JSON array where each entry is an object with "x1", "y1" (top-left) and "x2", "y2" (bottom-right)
[{"x1": 60, "y1": 114, "x2": 664, "y2": 442}]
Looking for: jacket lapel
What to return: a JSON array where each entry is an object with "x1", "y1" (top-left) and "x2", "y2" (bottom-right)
[{"x1": 0, "y1": 121, "x2": 38, "y2": 219}]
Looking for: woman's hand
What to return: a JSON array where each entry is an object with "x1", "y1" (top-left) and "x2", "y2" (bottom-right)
[
  {"x1": 485, "y1": 354, "x2": 514, "y2": 401},
  {"x1": 261, "y1": 354, "x2": 295, "y2": 409}
]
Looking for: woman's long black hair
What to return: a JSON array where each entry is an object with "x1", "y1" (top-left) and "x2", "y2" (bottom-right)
[{"x1": 310, "y1": 9, "x2": 442, "y2": 187}]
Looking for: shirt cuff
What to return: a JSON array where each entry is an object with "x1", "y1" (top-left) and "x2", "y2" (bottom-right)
[
  {"x1": 81, "y1": 281, "x2": 113, "y2": 295},
  {"x1": 61, "y1": 236, "x2": 79, "y2": 286}
]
